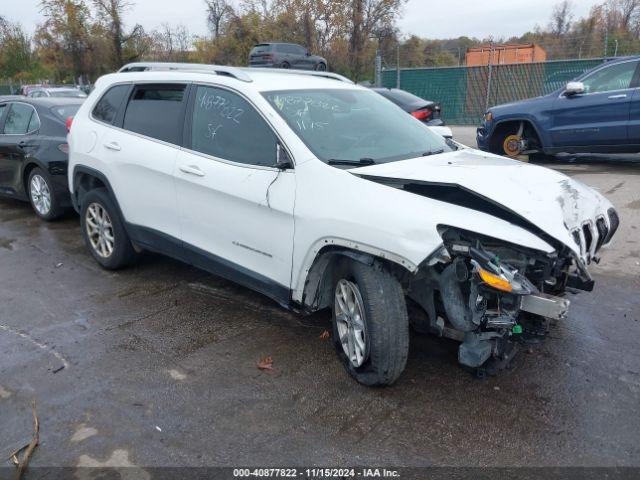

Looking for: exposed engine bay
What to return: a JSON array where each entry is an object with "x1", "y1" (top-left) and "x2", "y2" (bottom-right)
[{"x1": 405, "y1": 226, "x2": 609, "y2": 374}]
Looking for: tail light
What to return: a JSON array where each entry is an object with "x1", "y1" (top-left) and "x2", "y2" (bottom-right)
[
  {"x1": 58, "y1": 143, "x2": 69, "y2": 154},
  {"x1": 66, "y1": 116, "x2": 74, "y2": 132},
  {"x1": 263, "y1": 54, "x2": 273, "y2": 61},
  {"x1": 411, "y1": 108, "x2": 432, "y2": 120}
]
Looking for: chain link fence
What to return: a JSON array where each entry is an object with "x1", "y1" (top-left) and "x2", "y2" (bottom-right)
[{"x1": 381, "y1": 58, "x2": 606, "y2": 125}]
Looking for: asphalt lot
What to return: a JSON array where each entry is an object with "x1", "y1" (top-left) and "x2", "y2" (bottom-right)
[{"x1": 1, "y1": 128, "x2": 639, "y2": 472}]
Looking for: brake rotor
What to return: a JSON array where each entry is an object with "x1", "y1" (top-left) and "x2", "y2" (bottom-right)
[{"x1": 503, "y1": 134, "x2": 523, "y2": 157}]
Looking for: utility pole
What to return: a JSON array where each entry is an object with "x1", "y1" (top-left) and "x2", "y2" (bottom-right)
[
  {"x1": 485, "y1": 42, "x2": 494, "y2": 112},
  {"x1": 396, "y1": 43, "x2": 400, "y2": 89},
  {"x1": 604, "y1": 28, "x2": 609, "y2": 57},
  {"x1": 375, "y1": 48, "x2": 382, "y2": 87},
  {"x1": 614, "y1": 39, "x2": 619, "y2": 57}
]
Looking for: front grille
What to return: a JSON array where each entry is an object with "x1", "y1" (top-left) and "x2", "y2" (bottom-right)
[
  {"x1": 607, "y1": 208, "x2": 620, "y2": 242},
  {"x1": 582, "y1": 223, "x2": 593, "y2": 253},
  {"x1": 571, "y1": 229, "x2": 582, "y2": 254},
  {"x1": 595, "y1": 217, "x2": 608, "y2": 251}
]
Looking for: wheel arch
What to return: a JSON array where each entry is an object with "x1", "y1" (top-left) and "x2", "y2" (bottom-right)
[
  {"x1": 21, "y1": 159, "x2": 48, "y2": 196},
  {"x1": 490, "y1": 118, "x2": 547, "y2": 153},
  {"x1": 71, "y1": 166, "x2": 129, "y2": 225},
  {"x1": 295, "y1": 240, "x2": 417, "y2": 312}
]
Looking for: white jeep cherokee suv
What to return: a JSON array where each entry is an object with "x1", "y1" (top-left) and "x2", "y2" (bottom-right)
[{"x1": 68, "y1": 63, "x2": 619, "y2": 386}]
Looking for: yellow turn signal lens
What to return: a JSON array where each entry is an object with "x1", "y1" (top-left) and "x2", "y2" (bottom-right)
[
  {"x1": 484, "y1": 112, "x2": 493, "y2": 122},
  {"x1": 478, "y1": 268, "x2": 513, "y2": 293}
]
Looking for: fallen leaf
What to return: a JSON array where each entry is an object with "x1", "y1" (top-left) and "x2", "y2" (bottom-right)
[
  {"x1": 257, "y1": 356, "x2": 273, "y2": 371},
  {"x1": 319, "y1": 330, "x2": 330, "y2": 340}
]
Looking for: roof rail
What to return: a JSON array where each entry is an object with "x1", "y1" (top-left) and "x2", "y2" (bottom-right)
[
  {"x1": 117, "y1": 62, "x2": 253, "y2": 83},
  {"x1": 118, "y1": 62, "x2": 354, "y2": 84},
  {"x1": 239, "y1": 67, "x2": 354, "y2": 84}
]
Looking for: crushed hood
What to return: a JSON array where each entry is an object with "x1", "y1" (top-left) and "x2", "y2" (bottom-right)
[{"x1": 349, "y1": 149, "x2": 615, "y2": 260}]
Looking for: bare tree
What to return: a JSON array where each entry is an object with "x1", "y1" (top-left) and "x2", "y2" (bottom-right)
[
  {"x1": 550, "y1": 0, "x2": 574, "y2": 37},
  {"x1": 152, "y1": 23, "x2": 191, "y2": 62},
  {"x1": 93, "y1": 0, "x2": 143, "y2": 68},
  {"x1": 614, "y1": 0, "x2": 640, "y2": 32},
  {"x1": 349, "y1": 0, "x2": 406, "y2": 80},
  {"x1": 205, "y1": 0, "x2": 233, "y2": 39}
]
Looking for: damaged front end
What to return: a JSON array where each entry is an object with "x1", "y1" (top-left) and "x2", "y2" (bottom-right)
[{"x1": 408, "y1": 227, "x2": 581, "y2": 372}]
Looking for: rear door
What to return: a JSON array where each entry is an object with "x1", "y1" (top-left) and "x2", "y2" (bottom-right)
[
  {"x1": 174, "y1": 83, "x2": 295, "y2": 300},
  {"x1": 549, "y1": 59, "x2": 639, "y2": 148},
  {"x1": 0, "y1": 102, "x2": 40, "y2": 196},
  {"x1": 96, "y1": 82, "x2": 187, "y2": 242}
]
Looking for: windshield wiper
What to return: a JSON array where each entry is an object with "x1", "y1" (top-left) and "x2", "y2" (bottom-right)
[
  {"x1": 327, "y1": 158, "x2": 376, "y2": 166},
  {"x1": 422, "y1": 149, "x2": 445, "y2": 157}
]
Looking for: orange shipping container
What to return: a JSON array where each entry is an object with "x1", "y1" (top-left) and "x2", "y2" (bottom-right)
[{"x1": 465, "y1": 44, "x2": 547, "y2": 66}]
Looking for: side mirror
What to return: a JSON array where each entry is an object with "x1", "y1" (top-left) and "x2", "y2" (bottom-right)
[
  {"x1": 305, "y1": 51, "x2": 311, "y2": 57},
  {"x1": 565, "y1": 81, "x2": 585, "y2": 96},
  {"x1": 276, "y1": 143, "x2": 293, "y2": 169}
]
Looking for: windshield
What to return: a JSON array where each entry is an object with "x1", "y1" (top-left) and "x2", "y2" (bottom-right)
[
  {"x1": 51, "y1": 89, "x2": 87, "y2": 98},
  {"x1": 50, "y1": 105, "x2": 81, "y2": 120},
  {"x1": 263, "y1": 89, "x2": 451, "y2": 164}
]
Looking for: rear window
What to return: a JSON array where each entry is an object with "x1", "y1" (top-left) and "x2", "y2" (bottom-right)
[
  {"x1": 51, "y1": 89, "x2": 87, "y2": 98},
  {"x1": 93, "y1": 85, "x2": 130, "y2": 124},
  {"x1": 122, "y1": 84, "x2": 186, "y2": 145},
  {"x1": 377, "y1": 89, "x2": 425, "y2": 107},
  {"x1": 251, "y1": 44, "x2": 272, "y2": 54},
  {"x1": 51, "y1": 105, "x2": 81, "y2": 121}
]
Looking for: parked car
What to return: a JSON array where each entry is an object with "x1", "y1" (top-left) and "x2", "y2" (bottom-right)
[
  {"x1": 27, "y1": 87, "x2": 88, "y2": 99},
  {"x1": 372, "y1": 87, "x2": 444, "y2": 126},
  {"x1": 0, "y1": 96, "x2": 84, "y2": 220},
  {"x1": 477, "y1": 56, "x2": 640, "y2": 158},
  {"x1": 68, "y1": 62, "x2": 618, "y2": 386},
  {"x1": 249, "y1": 42, "x2": 327, "y2": 71},
  {"x1": 19, "y1": 84, "x2": 44, "y2": 96}
]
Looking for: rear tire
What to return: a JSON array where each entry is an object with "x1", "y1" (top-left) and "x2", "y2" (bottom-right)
[
  {"x1": 27, "y1": 167, "x2": 64, "y2": 221},
  {"x1": 80, "y1": 188, "x2": 138, "y2": 270},
  {"x1": 281, "y1": 61, "x2": 291, "y2": 69},
  {"x1": 315, "y1": 62, "x2": 327, "y2": 71},
  {"x1": 331, "y1": 259, "x2": 409, "y2": 387}
]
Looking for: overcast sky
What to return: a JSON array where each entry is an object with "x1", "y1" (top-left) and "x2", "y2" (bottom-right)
[{"x1": 4, "y1": 0, "x2": 603, "y2": 40}]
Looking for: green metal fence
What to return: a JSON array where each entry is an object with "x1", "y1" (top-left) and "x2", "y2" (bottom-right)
[{"x1": 382, "y1": 58, "x2": 605, "y2": 125}]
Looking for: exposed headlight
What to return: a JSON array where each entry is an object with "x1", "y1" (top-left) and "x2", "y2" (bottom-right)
[{"x1": 477, "y1": 266, "x2": 513, "y2": 293}]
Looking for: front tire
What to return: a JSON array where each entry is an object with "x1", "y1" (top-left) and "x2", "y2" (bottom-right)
[
  {"x1": 281, "y1": 61, "x2": 291, "y2": 69},
  {"x1": 331, "y1": 260, "x2": 409, "y2": 386},
  {"x1": 315, "y1": 62, "x2": 327, "y2": 71},
  {"x1": 80, "y1": 188, "x2": 138, "y2": 270},
  {"x1": 28, "y1": 167, "x2": 63, "y2": 221}
]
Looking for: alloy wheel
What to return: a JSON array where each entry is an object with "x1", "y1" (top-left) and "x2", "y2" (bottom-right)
[
  {"x1": 30, "y1": 174, "x2": 52, "y2": 215},
  {"x1": 334, "y1": 279, "x2": 368, "y2": 368},
  {"x1": 85, "y1": 202, "x2": 115, "y2": 258}
]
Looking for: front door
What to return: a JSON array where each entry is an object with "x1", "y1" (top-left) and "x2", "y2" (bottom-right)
[
  {"x1": 175, "y1": 84, "x2": 295, "y2": 302},
  {"x1": 549, "y1": 59, "x2": 639, "y2": 148},
  {"x1": 0, "y1": 102, "x2": 39, "y2": 197}
]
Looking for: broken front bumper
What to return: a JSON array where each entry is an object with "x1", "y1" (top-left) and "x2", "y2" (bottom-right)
[{"x1": 520, "y1": 292, "x2": 570, "y2": 321}]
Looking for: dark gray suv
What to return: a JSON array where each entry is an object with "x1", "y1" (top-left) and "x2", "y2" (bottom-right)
[{"x1": 249, "y1": 43, "x2": 327, "y2": 71}]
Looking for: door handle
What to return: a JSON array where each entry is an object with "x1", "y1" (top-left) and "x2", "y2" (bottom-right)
[
  {"x1": 608, "y1": 94, "x2": 627, "y2": 99},
  {"x1": 179, "y1": 165, "x2": 205, "y2": 177},
  {"x1": 104, "y1": 142, "x2": 121, "y2": 151}
]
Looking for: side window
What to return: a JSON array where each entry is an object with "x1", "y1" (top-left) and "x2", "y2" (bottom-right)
[
  {"x1": 93, "y1": 84, "x2": 129, "y2": 124},
  {"x1": 583, "y1": 61, "x2": 638, "y2": 94},
  {"x1": 3, "y1": 104, "x2": 35, "y2": 135},
  {"x1": 27, "y1": 111, "x2": 41, "y2": 132},
  {"x1": 0, "y1": 104, "x2": 6, "y2": 122},
  {"x1": 191, "y1": 85, "x2": 277, "y2": 167},
  {"x1": 122, "y1": 84, "x2": 186, "y2": 144}
]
